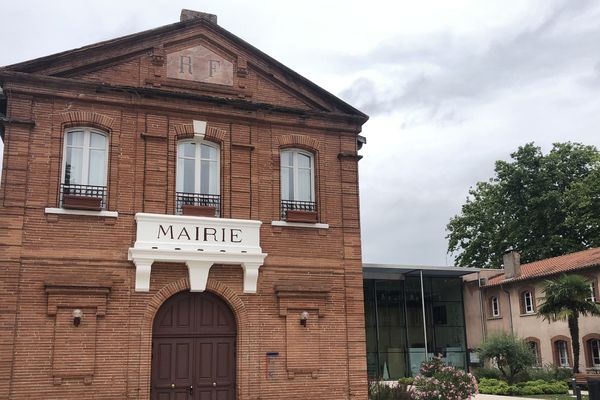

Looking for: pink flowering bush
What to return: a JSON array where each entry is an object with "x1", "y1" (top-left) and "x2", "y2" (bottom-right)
[{"x1": 411, "y1": 356, "x2": 478, "y2": 400}]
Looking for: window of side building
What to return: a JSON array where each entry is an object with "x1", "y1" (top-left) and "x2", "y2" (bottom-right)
[
  {"x1": 526, "y1": 337, "x2": 542, "y2": 366},
  {"x1": 590, "y1": 339, "x2": 600, "y2": 367},
  {"x1": 520, "y1": 289, "x2": 536, "y2": 315},
  {"x1": 588, "y1": 281, "x2": 597, "y2": 303},
  {"x1": 280, "y1": 148, "x2": 317, "y2": 222},
  {"x1": 60, "y1": 127, "x2": 109, "y2": 210},
  {"x1": 488, "y1": 296, "x2": 500, "y2": 318},
  {"x1": 176, "y1": 139, "x2": 220, "y2": 217}
]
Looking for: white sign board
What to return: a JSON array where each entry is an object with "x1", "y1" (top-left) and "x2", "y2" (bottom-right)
[{"x1": 128, "y1": 213, "x2": 267, "y2": 293}]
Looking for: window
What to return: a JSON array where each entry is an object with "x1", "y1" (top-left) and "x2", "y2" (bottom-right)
[
  {"x1": 280, "y1": 149, "x2": 316, "y2": 221},
  {"x1": 588, "y1": 282, "x2": 597, "y2": 303},
  {"x1": 61, "y1": 127, "x2": 108, "y2": 210},
  {"x1": 489, "y1": 296, "x2": 500, "y2": 317},
  {"x1": 527, "y1": 340, "x2": 541, "y2": 366},
  {"x1": 556, "y1": 340, "x2": 570, "y2": 367},
  {"x1": 522, "y1": 290, "x2": 535, "y2": 314},
  {"x1": 590, "y1": 339, "x2": 600, "y2": 367},
  {"x1": 176, "y1": 139, "x2": 220, "y2": 216}
]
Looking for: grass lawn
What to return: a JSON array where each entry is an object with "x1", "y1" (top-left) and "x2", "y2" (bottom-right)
[{"x1": 524, "y1": 395, "x2": 588, "y2": 400}]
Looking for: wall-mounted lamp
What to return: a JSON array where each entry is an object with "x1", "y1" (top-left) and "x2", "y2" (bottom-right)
[
  {"x1": 300, "y1": 311, "x2": 309, "y2": 327},
  {"x1": 73, "y1": 309, "x2": 83, "y2": 327}
]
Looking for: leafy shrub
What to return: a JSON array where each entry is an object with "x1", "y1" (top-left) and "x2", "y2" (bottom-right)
[
  {"x1": 411, "y1": 357, "x2": 478, "y2": 400},
  {"x1": 526, "y1": 364, "x2": 573, "y2": 382},
  {"x1": 471, "y1": 367, "x2": 502, "y2": 381},
  {"x1": 398, "y1": 377, "x2": 414, "y2": 386},
  {"x1": 478, "y1": 378, "x2": 568, "y2": 396},
  {"x1": 478, "y1": 332, "x2": 536, "y2": 383},
  {"x1": 368, "y1": 381, "x2": 411, "y2": 400}
]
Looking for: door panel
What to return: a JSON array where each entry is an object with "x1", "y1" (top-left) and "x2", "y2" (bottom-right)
[{"x1": 152, "y1": 291, "x2": 236, "y2": 400}]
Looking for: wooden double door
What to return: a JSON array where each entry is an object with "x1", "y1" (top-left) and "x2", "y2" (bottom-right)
[{"x1": 151, "y1": 291, "x2": 236, "y2": 400}]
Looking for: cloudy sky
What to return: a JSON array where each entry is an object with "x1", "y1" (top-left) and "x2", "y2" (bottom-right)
[{"x1": 2, "y1": 0, "x2": 600, "y2": 266}]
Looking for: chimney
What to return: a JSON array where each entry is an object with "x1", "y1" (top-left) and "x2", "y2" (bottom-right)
[
  {"x1": 180, "y1": 9, "x2": 218, "y2": 24},
  {"x1": 503, "y1": 249, "x2": 521, "y2": 279}
]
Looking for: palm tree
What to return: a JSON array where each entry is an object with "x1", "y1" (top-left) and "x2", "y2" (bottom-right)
[{"x1": 537, "y1": 274, "x2": 600, "y2": 373}]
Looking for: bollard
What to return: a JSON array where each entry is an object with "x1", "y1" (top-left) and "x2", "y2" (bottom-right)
[{"x1": 571, "y1": 378, "x2": 582, "y2": 400}]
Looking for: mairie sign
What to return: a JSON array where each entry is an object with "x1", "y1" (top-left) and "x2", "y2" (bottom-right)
[{"x1": 128, "y1": 213, "x2": 266, "y2": 293}]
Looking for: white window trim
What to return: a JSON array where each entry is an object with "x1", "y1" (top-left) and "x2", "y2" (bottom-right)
[
  {"x1": 524, "y1": 291, "x2": 535, "y2": 314},
  {"x1": 45, "y1": 207, "x2": 118, "y2": 218},
  {"x1": 280, "y1": 148, "x2": 315, "y2": 202},
  {"x1": 491, "y1": 296, "x2": 500, "y2": 317},
  {"x1": 61, "y1": 127, "x2": 109, "y2": 187},
  {"x1": 176, "y1": 139, "x2": 220, "y2": 195},
  {"x1": 588, "y1": 282, "x2": 596, "y2": 303},
  {"x1": 557, "y1": 341, "x2": 569, "y2": 367}
]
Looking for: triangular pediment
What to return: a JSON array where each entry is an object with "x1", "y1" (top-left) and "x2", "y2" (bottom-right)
[{"x1": 4, "y1": 18, "x2": 366, "y2": 119}]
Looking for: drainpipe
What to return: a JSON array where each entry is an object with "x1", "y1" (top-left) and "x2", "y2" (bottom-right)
[{"x1": 501, "y1": 283, "x2": 514, "y2": 334}]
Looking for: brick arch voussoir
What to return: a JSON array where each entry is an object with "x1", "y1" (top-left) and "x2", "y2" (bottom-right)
[
  {"x1": 278, "y1": 134, "x2": 320, "y2": 153},
  {"x1": 172, "y1": 123, "x2": 227, "y2": 144},
  {"x1": 60, "y1": 111, "x2": 115, "y2": 132}
]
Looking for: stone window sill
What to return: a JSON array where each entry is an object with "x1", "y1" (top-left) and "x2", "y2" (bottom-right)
[
  {"x1": 487, "y1": 316, "x2": 502, "y2": 320},
  {"x1": 520, "y1": 312, "x2": 537, "y2": 317},
  {"x1": 271, "y1": 220, "x2": 329, "y2": 229},
  {"x1": 45, "y1": 207, "x2": 118, "y2": 218}
]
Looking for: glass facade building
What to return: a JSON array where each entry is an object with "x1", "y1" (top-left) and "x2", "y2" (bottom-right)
[{"x1": 363, "y1": 265, "x2": 472, "y2": 380}]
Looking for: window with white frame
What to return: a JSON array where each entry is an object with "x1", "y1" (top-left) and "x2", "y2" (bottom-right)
[
  {"x1": 176, "y1": 139, "x2": 220, "y2": 215},
  {"x1": 523, "y1": 291, "x2": 535, "y2": 314},
  {"x1": 588, "y1": 282, "x2": 597, "y2": 303},
  {"x1": 556, "y1": 340, "x2": 569, "y2": 367},
  {"x1": 490, "y1": 296, "x2": 500, "y2": 317},
  {"x1": 280, "y1": 148, "x2": 316, "y2": 219},
  {"x1": 590, "y1": 339, "x2": 600, "y2": 367},
  {"x1": 61, "y1": 127, "x2": 109, "y2": 209}
]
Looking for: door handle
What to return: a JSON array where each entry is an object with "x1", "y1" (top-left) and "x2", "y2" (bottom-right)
[
  {"x1": 188, "y1": 385, "x2": 193, "y2": 395},
  {"x1": 213, "y1": 382, "x2": 217, "y2": 387},
  {"x1": 170, "y1": 383, "x2": 175, "y2": 389}
]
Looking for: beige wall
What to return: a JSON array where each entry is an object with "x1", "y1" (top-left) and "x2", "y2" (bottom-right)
[{"x1": 464, "y1": 268, "x2": 600, "y2": 374}]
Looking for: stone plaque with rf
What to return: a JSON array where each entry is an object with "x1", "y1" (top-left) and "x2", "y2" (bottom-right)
[{"x1": 167, "y1": 45, "x2": 234, "y2": 86}]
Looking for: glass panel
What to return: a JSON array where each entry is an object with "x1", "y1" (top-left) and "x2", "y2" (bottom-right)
[
  {"x1": 66, "y1": 131, "x2": 84, "y2": 147},
  {"x1": 201, "y1": 143, "x2": 217, "y2": 160},
  {"x1": 89, "y1": 132, "x2": 106, "y2": 149},
  {"x1": 281, "y1": 166, "x2": 293, "y2": 200},
  {"x1": 88, "y1": 149, "x2": 106, "y2": 186},
  {"x1": 297, "y1": 169, "x2": 312, "y2": 201},
  {"x1": 182, "y1": 158, "x2": 195, "y2": 193},
  {"x1": 363, "y1": 280, "x2": 379, "y2": 379},
  {"x1": 298, "y1": 153, "x2": 311, "y2": 169},
  {"x1": 280, "y1": 151, "x2": 292, "y2": 167},
  {"x1": 376, "y1": 280, "x2": 406, "y2": 379},
  {"x1": 430, "y1": 278, "x2": 462, "y2": 302},
  {"x1": 65, "y1": 147, "x2": 83, "y2": 184},
  {"x1": 200, "y1": 160, "x2": 218, "y2": 194},
  {"x1": 180, "y1": 142, "x2": 195, "y2": 158}
]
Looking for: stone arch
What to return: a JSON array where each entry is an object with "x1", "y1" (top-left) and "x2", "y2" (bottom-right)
[
  {"x1": 137, "y1": 277, "x2": 249, "y2": 400},
  {"x1": 59, "y1": 111, "x2": 115, "y2": 132}
]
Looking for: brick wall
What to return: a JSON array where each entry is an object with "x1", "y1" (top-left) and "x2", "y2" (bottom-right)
[{"x1": 0, "y1": 19, "x2": 368, "y2": 400}]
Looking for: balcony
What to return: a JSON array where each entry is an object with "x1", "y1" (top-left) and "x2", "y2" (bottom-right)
[
  {"x1": 280, "y1": 200, "x2": 318, "y2": 223},
  {"x1": 176, "y1": 192, "x2": 220, "y2": 217},
  {"x1": 60, "y1": 184, "x2": 107, "y2": 211}
]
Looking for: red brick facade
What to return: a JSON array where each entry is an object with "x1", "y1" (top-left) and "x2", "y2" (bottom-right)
[{"x1": 0, "y1": 12, "x2": 368, "y2": 400}]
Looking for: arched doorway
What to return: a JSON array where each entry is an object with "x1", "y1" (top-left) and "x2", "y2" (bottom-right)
[{"x1": 151, "y1": 291, "x2": 236, "y2": 400}]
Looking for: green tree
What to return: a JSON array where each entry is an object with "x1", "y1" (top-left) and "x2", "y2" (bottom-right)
[
  {"x1": 478, "y1": 332, "x2": 536, "y2": 384},
  {"x1": 537, "y1": 274, "x2": 600, "y2": 373},
  {"x1": 447, "y1": 142, "x2": 600, "y2": 268}
]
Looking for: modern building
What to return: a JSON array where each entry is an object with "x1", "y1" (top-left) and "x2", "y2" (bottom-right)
[
  {"x1": 463, "y1": 248, "x2": 600, "y2": 379},
  {"x1": 362, "y1": 264, "x2": 477, "y2": 380},
  {"x1": 0, "y1": 10, "x2": 369, "y2": 400}
]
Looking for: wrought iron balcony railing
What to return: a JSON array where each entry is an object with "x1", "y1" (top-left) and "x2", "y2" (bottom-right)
[
  {"x1": 60, "y1": 183, "x2": 107, "y2": 210},
  {"x1": 176, "y1": 192, "x2": 221, "y2": 217},
  {"x1": 280, "y1": 199, "x2": 317, "y2": 220}
]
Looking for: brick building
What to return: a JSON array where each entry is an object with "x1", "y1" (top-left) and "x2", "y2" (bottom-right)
[{"x1": 0, "y1": 10, "x2": 369, "y2": 400}]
